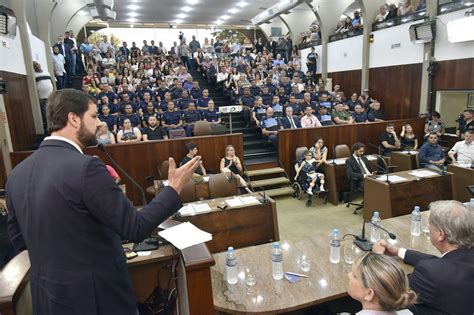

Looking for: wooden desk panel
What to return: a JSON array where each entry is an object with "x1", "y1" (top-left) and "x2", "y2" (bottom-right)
[
  {"x1": 10, "y1": 134, "x2": 244, "y2": 206},
  {"x1": 448, "y1": 164, "x2": 474, "y2": 203},
  {"x1": 390, "y1": 151, "x2": 418, "y2": 171},
  {"x1": 278, "y1": 118, "x2": 425, "y2": 179},
  {"x1": 176, "y1": 195, "x2": 279, "y2": 253},
  {"x1": 364, "y1": 169, "x2": 453, "y2": 220},
  {"x1": 211, "y1": 212, "x2": 438, "y2": 314}
]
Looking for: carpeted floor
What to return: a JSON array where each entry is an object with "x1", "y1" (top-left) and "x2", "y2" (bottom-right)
[{"x1": 273, "y1": 195, "x2": 364, "y2": 241}]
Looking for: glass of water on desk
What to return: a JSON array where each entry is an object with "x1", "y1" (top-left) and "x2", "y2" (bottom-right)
[
  {"x1": 344, "y1": 241, "x2": 357, "y2": 265},
  {"x1": 297, "y1": 254, "x2": 311, "y2": 272},
  {"x1": 245, "y1": 268, "x2": 257, "y2": 296}
]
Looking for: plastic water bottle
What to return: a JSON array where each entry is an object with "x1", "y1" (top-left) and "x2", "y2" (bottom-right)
[
  {"x1": 370, "y1": 212, "x2": 382, "y2": 242},
  {"x1": 226, "y1": 247, "x2": 238, "y2": 284},
  {"x1": 329, "y1": 229, "x2": 341, "y2": 264},
  {"x1": 271, "y1": 242, "x2": 284, "y2": 280},
  {"x1": 411, "y1": 206, "x2": 421, "y2": 236},
  {"x1": 467, "y1": 198, "x2": 474, "y2": 209}
]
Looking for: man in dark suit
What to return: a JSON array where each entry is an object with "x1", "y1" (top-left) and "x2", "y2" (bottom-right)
[
  {"x1": 53, "y1": 35, "x2": 73, "y2": 85},
  {"x1": 281, "y1": 106, "x2": 301, "y2": 129},
  {"x1": 6, "y1": 89, "x2": 200, "y2": 314},
  {"x1": 266, "y1": 36, "x2": 277, "y2": 56},
  {"x1": 374, "y1": 200, "x2": 474, "y2": 315},
  {"x1": 345, "y1": 142, "x2": 375, "y2": 192}
]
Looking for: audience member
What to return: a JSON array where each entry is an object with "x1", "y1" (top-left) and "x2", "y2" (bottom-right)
[
  {"x1": 309, "y1": 138, "x2": 328, "y2": 167},
  {"x1": 352, "y1": 104, "x2": 368, "y2": 123},
  {"x1": 380, "y1": 123, "x2": 401, "y2": 156},
  {"x1": 424, "y1": 111, "x2": 445, "y2": 138},
  {"x1": 142, "y1": 116, "x2": 167, "y2": 141},
  {"x1": 301, "y1": 106, "x2": 322, "y2": 128},
  {"x1": 260, "y1": 108, "x2": 282, "y2": 148},
  {"x1": 220, "y1": 145, "x2": 251, "y2": 194},
  {"x1": 97, "y1": 122, "x2": 116, "y2": 145},
  {"x1": 294, "y1": 150, "x2": 325, "y2": 194},
  {"x1": 202, "y1": 100, "x2": 221, "y2": 125},
  {"x1": 281, "y1": 107, "x2": 301, "y2": 129},
  {"x1": 117, "y1": 118, "x2": 142, "y2": 143},
  {"x1": 367, "y1": 101, "x2": 385, "y2": 122},
  {"x1": 457, "y1": 109, "x2": 474, "y2": 139},
  {"x1": 448, "y1": 130, "x2": 474, "y2": 164},
  {"x1": 348, "y1": 252, "x2": 417, "y2": 314},
  {"x1": 400, "y1": 124, "x2": 418, "y2": 150},
  {"x1": 162, "y1": 101, "x2": 183, "y2": 133},
  {"x1": 51, "y1": 46, "x2": 67, "y2": 90},
  {"x1": 316, "y1": 106, "x2": 334, "y2": 126},
  {"x1": 332, "y1": 102, "x2": 354, "y2": 124},
  {"x1": 374, "y1": 5, "x2": 389, "y2": 22},
  {"x1": 374, "y1": 200, "x2": 474, "y2": 315},
  {"x1": 182, "y1": 103, "x2": 201, "y2": 137},
  {"x1": 419, "y1": 132, "x2": 445, "y2": 171},
  {"x1": 398, "y1": 0, "x2": 416, "y2": 16},
  {"x1": 346, "y1": 142, "x2": 375, "y2": 192},
  {"x1": 33, "y1": 61, "x2": 54, "y2": 131},
  {"x1": 180, "y1": 142, "x2": 206, "y2": 176},
  {"x1": 306, "y1": 47, "x2": 318, "y2": 75}
]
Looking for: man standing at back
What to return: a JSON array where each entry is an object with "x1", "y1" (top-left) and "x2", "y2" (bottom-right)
[
  {"x1": 374, "y1": 200, "x2": 474, "y2": 315},
  {"x1": 6, "y1": 89, "x2": 200, "y2": 314}
]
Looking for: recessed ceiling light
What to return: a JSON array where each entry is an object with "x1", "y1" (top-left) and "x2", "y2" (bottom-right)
[
  {"x1": 128, "y1": 18, "x2": 137, "y2": 23},
  {"x1": 77, "y1": 10, "x2": 89, "y2": 16},
  {"x1": 128, "y1": 12, "x2": 139, "y2": 17},
  {"x1": 221, "y1": 15, "x2": 230, "y2": 20},
  {"x1": 182, "y1": 6, "x2": 192, "y2": 12},
  {"x1": 186, "y1": 0, "x2": 198, "y2": 4},
  {"x1": 128, "y1": 5, "x2": 139, "y2": 10},
  {"x1": 236, "y1": 1, "x2": 248, "y2": 7},
  {"x1": 215, "y1": 20, "x2": 223, "y2": 25},
  {"x1": 174, "y1": 19, "x2": 183, "y2": 24},
  {"x1": 176, "y1": 13, "x2": 188, "y2": 19},
  {"x1": 228, "y1": 8, "x2": 239, "y2": 14}
]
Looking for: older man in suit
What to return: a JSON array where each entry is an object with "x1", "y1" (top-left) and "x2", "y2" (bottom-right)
[
  {"x1": 345, "y1": 142, "x2": 375, "y2": 192},
  {"x1": 374, "y1": 200, "x2": 474, "y2": 315},
  {"x1": 6, "y1": 89, "x2": 200, "y2": 314},
  {"x1": 281, "y1": 106, "x2": 301, "y2": 129}
]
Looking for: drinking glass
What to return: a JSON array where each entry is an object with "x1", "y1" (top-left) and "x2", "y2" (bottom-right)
[
  {"x1": 245, "y1": 268, "x2": 257, "y2": 296},
  {"x1": 344, "y1": 242, "x2": 357, "y2": 265},
  {"x1": 297, "y1": 254, "x2": 311, "y2": 272}
]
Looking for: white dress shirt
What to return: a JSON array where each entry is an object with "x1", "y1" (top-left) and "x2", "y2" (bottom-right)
[{"x1": 44, "y1": 136, "x2": 83, "y2": 154}]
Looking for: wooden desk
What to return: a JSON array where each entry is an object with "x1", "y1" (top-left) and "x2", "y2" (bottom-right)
[
  {"x1": 211, "y1": 212, "x2": 438, "y2": 314},
  {"x1": 150, "y1": 176, "x2": 211, "y2": 201},
  {"x1": 364, "y1": 169, "x2": 453, "y2": 220},
  {"x1": 390, "y1": 151, "x2": 418, "y2": 171},
  {"x1": 176, "y1": 194, "x2": 279, "y2": 253},
  {"x1": 448, "y1": 164, "x2": 474, "y2": 203},
  {"x1": 324, "y1": 155, "x2": 386, "y2": 205}
]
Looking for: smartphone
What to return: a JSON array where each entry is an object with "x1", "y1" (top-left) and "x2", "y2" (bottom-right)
[{"x1": 123, "y1": 247, "x2": 138, "y2": 259}]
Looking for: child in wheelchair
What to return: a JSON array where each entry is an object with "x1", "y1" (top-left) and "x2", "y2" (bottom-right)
[{"x1": 294, "y1": 150, "x2": 326, "y2": 195}]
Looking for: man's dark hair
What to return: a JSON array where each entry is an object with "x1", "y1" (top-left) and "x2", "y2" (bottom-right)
[
  {"x1": 186, "y1": 142, "x2": 197, "y2": 152},
  {"x1": 465, "y1": 130, "x2": 474, "y2": 135},
  {"x1": 464, "y1": 109, "x2": 474, "y2": 115},
  {"x1": 386, "y1": 123, "x2": 395, "y2": 128},
  {"x1": 47, "y1": 89, "x2": 96, "y2": 133},
  {"x1": 431, "y1": 111, "x2": 441, "y2": 119},
  {"x1": 352, "y1": 142, "x2": 366, "y2": 153},
  {"x1": 429, "y1": 132, "x2": 439, "y2": 138}
]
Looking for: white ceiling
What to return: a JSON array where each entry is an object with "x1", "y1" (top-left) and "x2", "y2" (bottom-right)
[{"x1": 112, "y1": 0, "x2": 280, "y2": 26}]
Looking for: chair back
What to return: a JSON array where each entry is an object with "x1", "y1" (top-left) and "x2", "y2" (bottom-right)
[
  {"x1": 335, "y1": 144, "x2": 351, "y2": 158},
  {"x1": 295, "y1": 146, "x2": 308, "y2": 161},
  {"x1": 414, "y1": 152, "x2": 420, "y2": 169},
  {"x1": 194, "y1": 121, "x2": 212, "y2": 136},
  {"x1": 208, "y1": 173, "x2": 239, "y2": 198},
  {"x1": 169, "y1": 128, "x2": 186, "y2": 139},
  {"x1": 180, "y1": 180, "x2": 197, "y2": 203},
  {"x1": 159, "y1": 160, "x2": 169, "y2": 180}
]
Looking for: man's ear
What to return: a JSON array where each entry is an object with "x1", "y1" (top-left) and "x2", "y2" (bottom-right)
[{"x1": 68, "y1": 112, "x2": 80, "y2": 128}]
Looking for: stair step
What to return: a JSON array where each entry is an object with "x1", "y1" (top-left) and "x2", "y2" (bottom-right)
[
  {"x1": 243, "y1": 140, "x2": 266, "y2": 149},
  {"x1": 264, "y1": 186, "x2": 295, "y2": 198},
  {"x1": 245, "y1": 167, "x2": 286, "y2": 177},
  {"x1": 244, "y1": 147, "x2": 275, "y2": 155},
  {"x1": 250, "y1": 177, "x2": 291, "y2": 188},
  {"x1": 244, "y1": 156, "x2": 279, "y2": 166}
]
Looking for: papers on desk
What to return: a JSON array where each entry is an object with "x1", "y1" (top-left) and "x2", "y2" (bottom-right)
[
  {"x1": 456, "y1": 162, "x2": 472, "y2": 169},
  {"x1": 366, "y1": 155, "x2": 378, "y2": 161},
  {"x1": 202, "y1": 176, "x2": 210, "y2": 182},
  {"x1": 159, "y1": 222, "x2": 212, "y2": 250},
  {"x1": 162, "y1": 180, "x2": 169, "y2": 186},
  {"x1": 178, "y1": 203, "x2": 212, "y2": 216},
  {"x1": 399, "y1": 150, "x2": 418, "y2": 155},
  {"x1": 408, "y1": 170, "x2": 438, "y2": 178},
  {"x1": 375, "y1": 175, "x2": 408, "y2": 183},
  {"x1": 225, "y1": 196, "x2": 260, "y2": 207},
  {"x1": 328, "y1": 158, "x2": 347, "y2": 165}
]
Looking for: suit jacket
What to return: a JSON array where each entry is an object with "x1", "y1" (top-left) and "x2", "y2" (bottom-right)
[
  {"x1": 405, "y1": 248, "x2": 474, "y2": 315},
  {"x1": 346, "y1": 155, "x2": 374, "y2": 181},
  {"x1": 6, "y1": 140, "x2": 182, "y2": 315},
  {"x1": 53, "y1": 42, "x2": 73, "y2": 61},
  {"x1": 281, "y1": 115, "x2": 302, "y2": 129}
]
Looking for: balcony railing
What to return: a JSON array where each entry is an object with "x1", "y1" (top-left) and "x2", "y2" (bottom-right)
[{"x1": 372, "y1": 9, "x2": 427, "y2": 31}]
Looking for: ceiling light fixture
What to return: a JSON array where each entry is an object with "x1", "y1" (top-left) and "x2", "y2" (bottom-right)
[
  {"x1": 182, "y1": 6, "x2": 192, "y2": 12},
  {"x1": 128, "y1": 18, "x2": 137, "y2": 23},
  {"x1": 215, "y1": 20, "x2": 223, "y2": 25},
  {"x1": 177, "y1": 13, "x2": 188, "y2": 19},
  {"x1": 237, "y1": 1, "x2": 248, "y2": 7},
  {"x1": 174, "y1": 19, "x2": 183, "y2": 24},
  {"x1": 77, "y1": 10, "x2": 89, "y2": 16},
  {"x1": 128, "y1": 12, "x2": 139, "y2": 17},
  {"x1": 221, "y1": 15, "x2": 230, "y2": 20},
  {"x1": 128, "y1": 5, "x2": 139, "y2": 10},
  {"x1": 228, "y1": 8, "x2": 239, "y2": 14},
  {"x1": 186, "y1": 0, "x2": 199, "y2": 4}
]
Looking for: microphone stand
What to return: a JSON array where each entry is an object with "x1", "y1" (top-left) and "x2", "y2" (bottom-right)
[
  {"x1": 332, "y1": 145, "x2": 336, "y2": 165},
  {"x1": 251, "y1": 183, "x2": 270, "y2": 203},
  {"x1": 367, "y1": 143, "x2": 397, "y2": 184},
  {"x1": 455, "y1": 150, "x2": 474, "y2": 169},
  {"x1": 353, "y1": 220, "x2": 397, "y2": 252}
]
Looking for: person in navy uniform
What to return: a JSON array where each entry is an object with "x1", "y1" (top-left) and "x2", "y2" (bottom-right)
[
  {"x1": 159, "y1": 92, "x2": 173, "y2": 114},
  {"x1": 306, "y1": 46, "x2": 318, "y2": 75},
  {"x1": 141, "y1": 102, "x2": 159, "y2": 128},
  {"x1": 249, "y1": 80, "x2": 261, "y2": 97},
  {"x1": 99, "y1": 95, "x2": 119, "y2": 116},
  {"x1": 171, "y1": 81, "x2": 184, "y2": 100},
  {"x1": 202, "y1": 100, "x2": 221, "y2": 126},
  {"x1": 162, "y1": 101, "x2": 183, "y2": 133},
  {"x1": 99, "y1": 105, "x2": 117, "y2": 133},
  {"x1": 260, "y1": 86, "x2": 273, "y2": 106},
  {"x1": 177, "y1": 90, "x2": 193, "y2": 112},
  {"x1": 264, "y1": 77, "x2": 277, "y2": 95},
  {"x1": 239, "y1": 87, "x2": 255, "y2": 127},
  {"x1": 155, "y1": 81, "x2": 169, "y2": 100},
  {"x1": 316, "y1": 106, "x2": 335, "y2": 126},
  {"x1": 182, "y1": 103, "x2": 202, "y2": 137},
  {"x1": 352, "y1": 104, "x2": 368, "y2": 123},
  {"x1": 271, "y1": 96, "x2": 284, "y2": 118},
  {"x1": 136, "y1": 79, "x2": 153, "y2": 101},
  {"x1": 260, "y1": 107, "x2": 283, "y2": 148},
  {"x1": 197, "y1": 89, "x2": 211, "y2": 111},
  {"x1": 285, "y1": 95, "x2": 303, "y2": 117},
  {"x1": 190, "y1": 81, "x2": 203, "y2": 100},
  {"x1": 251, "y1": 97, "x2": 267, "y2": 127},
  {"x1": 277, "y1": 87, "x2": 289, "y2": 105},
  {"x1": 118, "y1": 104, "x2": 141, "y2": 129},
  {"x1": 118, "y1": 93, "x2": 136, "y2": 115},
  {"x1": 136, "y1": 92, "x2": 154, "y2": 114},
  {"x1": 6, "y1": 89, "x2": 201, "y2": 315}
]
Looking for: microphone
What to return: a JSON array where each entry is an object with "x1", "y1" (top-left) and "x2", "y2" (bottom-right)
[
  {"x1": 367, "y1": 221, "x2": 397, "y2": 240},
  {"x1": 97, "y1": 143, "x2": 147, "y2": 207},
  {"x1": 251, "y1": 183, "x2": 270, "y2": 203},
  {"x1": 454, "y1": 150, "x2": 474, "y2": 169},
  {"x1": 353, "y1": 220, "x2": 397, "y2": 252}
]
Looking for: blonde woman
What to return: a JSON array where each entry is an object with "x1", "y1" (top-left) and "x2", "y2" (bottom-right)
[
  {"x1": 97, "y1": 121, "x2": 116, "y2": 145},
  {"x1": 348, "y1": 252, "x2": 417, "y2": 314},
  {"x1": 220, "y1": 145, "x2": 252, "y2": 193}
]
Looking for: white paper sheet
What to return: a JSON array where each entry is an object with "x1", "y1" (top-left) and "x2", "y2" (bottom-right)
[
  {"x1": 178, "y1": 205, "x2": 195, "y2": 216},
  {"x1": 202, "y1": 176, "x2": 210, "y2": 182},
  {"x1": 240, "y1": 196, "x2": 260, "y2": 205},
  {"x1": 192, "y1": 203, "x2": 212, "y2": 214},
  {"x1": 399, "y1": 150, "x2": 418, "y2": 155},
  {"x1": 366, "y1": 155, "x2": 378, "y2": 161},
  {"x1": 376, "y1": 175, "x2": 407, "y2": 183},
  {"x1": 162, "y1": 180, "x2": 169, "y2": 186},
  {"x1": 409, "y1": 170, "x2": 438, "y2": 178},
  {"x1": 226, "y1": 198, "x2": 245, "y2": 207},
  {"x1": 159, "y1": 222, "x2": 212, "y2": 250},
  {"x1": 137, "y1": 251, "x2": 151, "y2": 256},
  {"x1": 329, "y1": 158, "x2": 347, "y2": 165}
]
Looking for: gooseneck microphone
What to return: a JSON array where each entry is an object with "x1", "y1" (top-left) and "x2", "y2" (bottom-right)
[
  {"x1": 353, "y1": 220, "x2": 397, "y2": 252},
  {"x1": 251, "y1": 183, "x2": 270, "y2": 203},
  {"x1": 97, "y1": 143, "x2": 147, "y2": 207}
]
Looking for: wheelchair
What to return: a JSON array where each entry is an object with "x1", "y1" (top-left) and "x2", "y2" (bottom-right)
[{"x1": 292, "y1": 160, "x2": 328, "y2": 207}]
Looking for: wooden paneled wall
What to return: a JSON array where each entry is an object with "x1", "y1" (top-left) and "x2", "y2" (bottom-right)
[
  {"x1": 369, "y1": 64, "x2": 422, "y2": 120},
  {"x1": 10, "y1": 134, "x2": 244, "y2": 205},
  {"x1": 328, "y1": 70, "x2": 362, "y2": 97},
  {"x1": 278, "y1": 118, "x2": 425, "y2": 178},
  {"x1": 0, "y1": 71, "x2": 36, "y2": 151}
]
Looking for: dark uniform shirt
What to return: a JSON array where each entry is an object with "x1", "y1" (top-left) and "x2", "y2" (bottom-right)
[
  {"x1": 162, "y1": 110, "x2": 181, "y2": 125},
  {"x1": 202, "y1": 109, "x2": 220, "y2": 123},
  {"x1": 183, "y1": 110, "x2": 201, "y2": 123}
]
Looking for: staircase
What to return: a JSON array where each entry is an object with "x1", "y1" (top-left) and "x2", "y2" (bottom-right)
[{"x1": 244, "y1": 164, "x2": 294, "y2": 198}]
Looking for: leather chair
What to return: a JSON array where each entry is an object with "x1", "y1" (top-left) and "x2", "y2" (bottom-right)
[
  {"x1": 193, "y1": 121, "x2": 212, "y2": 136},
  {"x1": 159, "y1": 160, "x2": 169, "y2": 180},
  {"x1": 180, "y1": 180, "x2": 197, "y2": 203},
  {"x1": 334, "y1": 144, "x2": 351, "y2": 158},
  {"x1": 208, "y1": 173, "x2": 239, "y2": 199}
]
